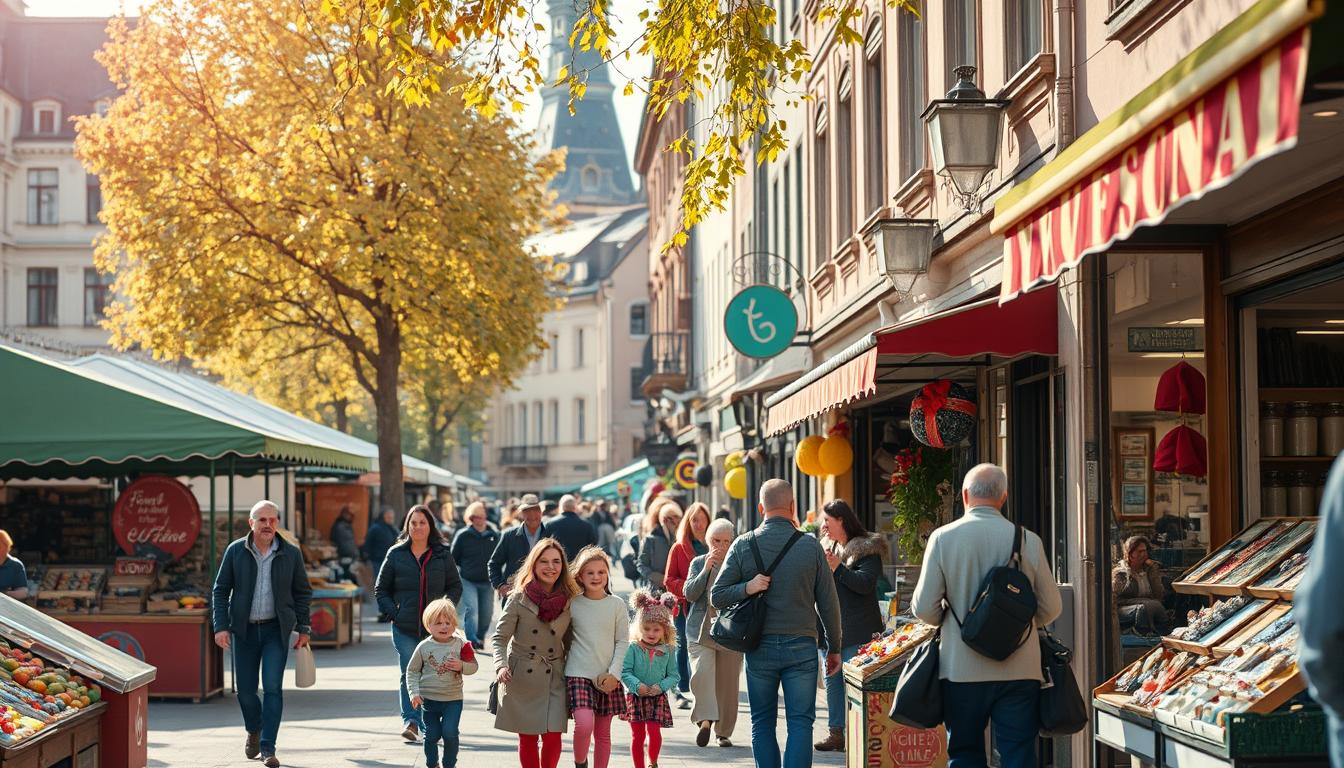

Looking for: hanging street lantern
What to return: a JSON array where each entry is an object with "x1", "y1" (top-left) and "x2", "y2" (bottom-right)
[
  {"x1": 865, "y1": 217, "x2": 940, "y2": 297},
  {"x1": 922, "y1": 65, "x2": 1010, "y2": 212}
]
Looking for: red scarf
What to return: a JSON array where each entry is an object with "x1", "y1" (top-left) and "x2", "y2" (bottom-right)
[{"x1": 524, "y1": 580, "x2": 569, "y2": 623}]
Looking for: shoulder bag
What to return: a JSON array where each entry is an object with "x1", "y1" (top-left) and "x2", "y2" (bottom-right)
[
  {"x1": 949, "y1": 524, "x2": 1038, "y2": 661},
  {"x1": 887, "y1": 626, "x2": 943, "y2": 729},
  {"x1": 709, "y1": 529, "x2": 804, "y2": 653},
  {"x1": 1038, "y1": 630, "x2": 1087, "y2": 736}
]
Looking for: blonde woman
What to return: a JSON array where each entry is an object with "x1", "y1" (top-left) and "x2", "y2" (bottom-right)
[{"x1": 490, "y1": 538, "x2": 579, "y2": 768}]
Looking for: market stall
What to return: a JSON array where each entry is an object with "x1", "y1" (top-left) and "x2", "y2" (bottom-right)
[
  {"x1": 841, "y1": 620, "x2": 947, "y2": 768},
  {"x1": 1092, "y1": 517, "x2": 1325, "y2": 768},
  {"x1": 0, "y1": 595, "x2": 156, "y2": 768}
]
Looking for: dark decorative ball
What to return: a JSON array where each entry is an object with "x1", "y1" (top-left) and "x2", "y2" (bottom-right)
[
  {"x1": 910, "y1": 380, "x2": 977, "y2": 448},
  {"x1": 695, "y1": 465, "x2": 714, "y2": 487}
]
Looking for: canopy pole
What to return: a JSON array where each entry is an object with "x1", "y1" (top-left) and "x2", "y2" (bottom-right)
[
  {"x1": 208, "y1": 460, "x2": 217, "y2": 578},
  {"x1": 284, "y1": 468, "x2": 291, "y2": 530},
  {"x1": 229, "y1": 456, "x2": 236, "y2": 544},
  {"x1": 264, "y1": 461, "x2": 271, "y2": 502}
]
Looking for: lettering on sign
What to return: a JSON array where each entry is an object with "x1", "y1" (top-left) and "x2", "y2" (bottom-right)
[
  {"x1": 1126, "y1": 326, "x2": 1202, "y2": 353},
  {"x1": 114, "y1": 558, "x2": 159, "y2": 577},
  {"x1": 112, "y1": 476, "x2": 202, "y2": 562}
]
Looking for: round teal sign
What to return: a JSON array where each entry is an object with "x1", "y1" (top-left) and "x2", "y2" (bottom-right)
[{"x1": 724, "y1": 284, "x2": 799, "y2": 359}]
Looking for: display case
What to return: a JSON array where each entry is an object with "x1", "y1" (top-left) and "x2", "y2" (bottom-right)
[
  {"x1": 1172, "y1": 519, "x2": 1312, "y2": 595},
  {"x1": 33, "y1": 568, "x2": 107, "y2": 615},
  {"x1": 0, "y1": 596, "x2": 156, "y2": 768},
  {"x1": 841, "y1": 621, "x2": 946, "y2": 768}
]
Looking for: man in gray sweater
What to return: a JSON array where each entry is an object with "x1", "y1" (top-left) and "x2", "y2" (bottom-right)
[{"x1": 712, "y1": 478, "x2": 842, "y2": 768}]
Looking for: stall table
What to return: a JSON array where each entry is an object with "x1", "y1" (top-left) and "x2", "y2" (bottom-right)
[
  {"x1": 841, "y1": 628, "x2": 947, "y2": 768},
  {"x1": 49, "y1": 612, "x2": 221, "y2": 703},
  {"x1": 310, "y1": 586, "x2": 361, "y2": 649}
]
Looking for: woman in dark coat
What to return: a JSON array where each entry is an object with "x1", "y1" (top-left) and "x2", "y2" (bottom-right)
[
  {"x1": 815, "y1": 499, "x2": 886, "y2": 752},
  {"x1": 375, "y1": 504, "x2": 464, "y2": 743}
]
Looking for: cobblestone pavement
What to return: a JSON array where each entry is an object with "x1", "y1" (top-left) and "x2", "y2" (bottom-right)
[{"x1": 148, "y1": 583, "x2": 847, "y2": 767}]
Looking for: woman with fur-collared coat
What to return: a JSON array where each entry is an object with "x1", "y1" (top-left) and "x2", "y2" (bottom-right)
[
  {"x1": 490, "y1": 538, "x2": 577, "y2": 768},
  {"x1": 815, "y1": 499, "x2": 887, "y2": 752}
]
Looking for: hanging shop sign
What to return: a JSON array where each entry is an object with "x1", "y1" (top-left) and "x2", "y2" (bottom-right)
[
  {"x1": 996, "y1": 25, "x2": 1310, "y2": 302},
  {"x1": 641, "y1": 442, "x2": 682, "y2": 474},
  {"x1": 725, "y1": 284, "x2": 799, "y2": 359},
  {"x1": 112, "y1": 476, "x2": 202, "y2": 562},
  {"x1": 673, "y1": 458, "x2": 698, "y2": 489},
  {"x1": 1127, "y1": 326, "x2": 1203, "y2": 353}
]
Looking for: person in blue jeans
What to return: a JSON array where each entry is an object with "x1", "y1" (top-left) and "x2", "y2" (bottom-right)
[
  {"x1": 911, "y1": 464, "x2": 1063, "y2": 768},
  {"x1": 408, "y1": 598, "x2": 478, "y2": 768},
  {"x1": 815, "y1": 499, "x2": 887, "y2": 752},
  {"x1": 211, "y1": 501, "x2": 312, "y2": 768},
  {"x1": 711, "y1": 479, "x2": 842, "y2": 768},
  {"x1": 451, "y1": 502, "x2": 500, "y2": 647}
]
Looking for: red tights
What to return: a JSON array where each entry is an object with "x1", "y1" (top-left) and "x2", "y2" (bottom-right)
[
  {"x1": 518, "y1": 732, "x2": 562, "y2": 768},
  {"x1": 628, "y1": 722, "x2": 662, "y2": 768}
]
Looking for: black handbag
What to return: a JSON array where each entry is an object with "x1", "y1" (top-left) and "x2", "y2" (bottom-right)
[
  {"x1": 709, "y1": 529, "x2": 803, "y2": 653},
  {"x1": 487, "y1": 681, "x2": 500, "y2": 715},
  {"x1": 951, "y1": 525, "x2": 1038, "y2": 661},
  {"x1": 1038, "y1": 631, "x2": 1087, "y2": 736},
  {"x1": 888, "y1": 628, "x2": 943, "y2": 729}
]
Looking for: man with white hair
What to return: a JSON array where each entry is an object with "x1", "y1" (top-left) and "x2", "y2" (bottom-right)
[
  {"x1": 912, "y1": 463, "x2": 1062, "y2": 768},
  {"x1": 711, "y1": 478, "x2": 842, "y2": 768},
  {"x1": 543, "y1": 493, "x2": 598, "y2": 561},
  {"x1": 211, "y1": 500, "x2": 312, "y2": 768}
]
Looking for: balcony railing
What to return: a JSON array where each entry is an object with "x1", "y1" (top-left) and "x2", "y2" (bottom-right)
[
  {"x1": 640, "y1": 331, "x2": 690, "y2": 397},
  {"x1": 499, "y1": 445, "x2": 548, "y2": 466}
]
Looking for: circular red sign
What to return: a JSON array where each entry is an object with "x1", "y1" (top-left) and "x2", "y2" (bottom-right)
[
  {"x1": 887, "y1": 725, "x2": 943, "y2": 768},
  {"x1": 112, "y1": 476, "x2": 202, "y2": 562}
]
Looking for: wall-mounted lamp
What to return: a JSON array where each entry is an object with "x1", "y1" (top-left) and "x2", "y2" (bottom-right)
[
  {"x1": 865, "y1": 217, "x2": 939, "y2": 298},
  {"x1": 922, "y1": 66, "x2": 1010, "y2": 212}
]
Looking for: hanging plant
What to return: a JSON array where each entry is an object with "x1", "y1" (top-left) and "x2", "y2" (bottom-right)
[{"x1": 887, "y1": 446, "x2": 957, "y2": 562}]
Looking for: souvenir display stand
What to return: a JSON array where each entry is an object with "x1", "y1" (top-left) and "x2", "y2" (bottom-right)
[
  {"x1": 309, "y1": 584, "x2": 361, "y2": 649},
  {"x1": 841, "y1": 621, "x2": 948, "y2": 768},
  {"x1": 0, "y1": 597, "x2": 156, "y2": 768},
  {"x1": 1092, "y1": 517, "x2": 1326, "y2": 768}
]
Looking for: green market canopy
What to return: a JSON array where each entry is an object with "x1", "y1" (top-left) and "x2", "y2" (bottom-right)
[{"x1": 579, "y1": 458, "x2": 655, "y2": 501}]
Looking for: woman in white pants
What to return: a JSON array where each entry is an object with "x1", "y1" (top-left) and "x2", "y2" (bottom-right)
[{"x1": 681, "y1": 518, "x2": 743, "y2": 748}]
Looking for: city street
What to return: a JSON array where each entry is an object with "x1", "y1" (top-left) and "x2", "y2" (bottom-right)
[{"x1": 148, "y1": 594, "x2": 847, "y2": 768}]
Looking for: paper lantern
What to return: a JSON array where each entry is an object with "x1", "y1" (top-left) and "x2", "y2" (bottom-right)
[
  {"x1": 1153, "y1": 425, "x2": 1208, "y2": 477},
  {"x1": 695, "y1": 465, "x2": 714, "y2": 487},
  {"x1": 910, "y1": 380, "x2": 977, "y2": 448},
  {"x1": 796, "y1": 435, "x2": 826, "y2": 477},
  {"x1": 724, "y1": 466, "x2": 748, "y2": 499},
  {"x1": 819, "y1": 434, "x2": 854, "y2": 475},
  {"x1": 724, "y1": 451, "x2": 745, "y2": 472}
]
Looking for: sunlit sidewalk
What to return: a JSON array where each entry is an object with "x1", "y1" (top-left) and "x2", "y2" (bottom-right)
[{"x1": 147, "y1": 599, "x2": 847, "y2": 768}]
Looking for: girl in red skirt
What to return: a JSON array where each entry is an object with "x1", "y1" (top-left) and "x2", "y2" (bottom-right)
[
  {"x1": 564, "y1": 547, "x2": 629, "y2": 768},
  {"x1": 620, "y1": 590, "x2": 680, "y2": 768}
]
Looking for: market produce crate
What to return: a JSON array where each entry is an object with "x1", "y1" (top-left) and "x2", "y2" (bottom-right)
[
  {"x1": 1224, "y1": 706, "x2": 1325, "y2": 757},
  {"x1": 844, "y1": 674, "x2": 946, "y2": 768},
  {"x1": 1163, "y1": 598, "x2": 1273, "y2": 656},
  {"x1": 1173, "y1": 517, "x2": 1314, "y2": 596}
]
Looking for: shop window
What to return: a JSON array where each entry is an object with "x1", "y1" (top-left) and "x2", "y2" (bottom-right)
[{"x1": 1104, "y1": 251, "x2": 1208, "y2": 670}]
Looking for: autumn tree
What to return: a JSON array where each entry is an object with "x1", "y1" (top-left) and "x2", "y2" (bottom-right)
[
  {"x1": 340, "y1": 0, "x2": 913, "y2": 246},
  {"x1": 77, "y1": 0, "x2": 562, "y2": 514}
]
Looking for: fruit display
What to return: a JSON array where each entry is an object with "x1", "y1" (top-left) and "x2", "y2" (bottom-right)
[
  {"x1": 146, "y1": 590, "x2": 207, "y2": 613},
  {"x1": 35, "y1": 567, "x2": 108, "y2": 614},
  {"x1": 0, "y1": 640, "x2": 101, "y2": 747},
  {"x1": 845, "y1": 621, "x2": 936, "y2": 679}
]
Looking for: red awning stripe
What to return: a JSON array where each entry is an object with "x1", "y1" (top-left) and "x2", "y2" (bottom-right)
[{"x1": 764, "y1": 348, "x2": 878, "y2": 436}]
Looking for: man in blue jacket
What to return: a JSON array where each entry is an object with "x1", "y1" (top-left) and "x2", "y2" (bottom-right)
[
  {"x1": 212, "y1": 500, "x2": 311, "y2": 768},
  {"x1": 544, "y1": 494, "x2": 598, "y2": 561},
  {"x1": 488, "y1": 493, "x2": 547, "y2": 600},
  {"x1": 1299, "y1": 453, "x2": 1344, "y2": 767}
]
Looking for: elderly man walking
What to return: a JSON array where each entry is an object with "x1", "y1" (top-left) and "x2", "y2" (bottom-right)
[
  {"x1": 212, "y1": 501, "x2": 312, "y2": 768},
  {"x1": 912, "y1": 464, "x2": 1062, "y2": 768},
  {"x1": 711, "y1": 479, "x2": 842, "y2": 768},
  {"x1": 488, "y1": 493, "x2": 548, "y2": 600},
  {"x1": 544, "y1": 494, "x2": 598, "y2": 561}
]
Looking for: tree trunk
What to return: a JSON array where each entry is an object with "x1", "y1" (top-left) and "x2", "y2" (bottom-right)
[
  {"x1": 333, "y1": 399, "x2": 350, "y2": 433},
  {"x1": 372, "y1": 339, "x2": 406, "y2": 516}
]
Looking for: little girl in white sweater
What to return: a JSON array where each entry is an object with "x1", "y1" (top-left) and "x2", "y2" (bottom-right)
[{"x1": 563, "y1": 547, "x2": 630, "y2": 768}]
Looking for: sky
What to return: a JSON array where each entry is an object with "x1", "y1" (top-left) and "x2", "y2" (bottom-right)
[{"x1": 26, "y1": 0, "x2": 653, "y2": 186}]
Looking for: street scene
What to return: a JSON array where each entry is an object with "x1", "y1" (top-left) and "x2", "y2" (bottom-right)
[{"x1": 1, "y1": 0, "x2": 1343, "y2": 767}]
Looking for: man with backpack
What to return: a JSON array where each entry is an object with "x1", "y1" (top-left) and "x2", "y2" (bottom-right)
[
  {"x1": 912, "y1": 463, "x2": 1062, "y2": 768},
  {"x1": 711, "y1": 478, "x2": 842, "y2": 768}
]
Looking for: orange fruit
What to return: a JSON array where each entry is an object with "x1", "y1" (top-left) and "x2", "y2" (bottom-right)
[
  {"x1": 56, "y1": 693, "x2": 71, "y2": 705},
  {"x1": 28, "y1": 681, "x2": 45, "y2": 694},
  {"x1": 13, "y1": 672, "x2": 28, "y2": 686},
  {"x1": 78, "y1": 696, "x2": 89, "y2": 707}
]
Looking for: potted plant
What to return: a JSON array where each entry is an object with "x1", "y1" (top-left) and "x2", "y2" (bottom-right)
[{"x1": 887, "y1": 446, "x2": 956, "y2": 562}]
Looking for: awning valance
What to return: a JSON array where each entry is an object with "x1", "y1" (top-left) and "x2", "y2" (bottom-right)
[
  {"x1": 764, "y1": 287, "x2": 1058, "y2": 435},
  {"x1": 992, "y1": 0, "x2": 1316, "y2": 303}
]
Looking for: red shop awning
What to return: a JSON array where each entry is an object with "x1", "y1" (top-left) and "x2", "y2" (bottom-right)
[{"x1": 764, "y1": 286, "x2": 1058, "y2": 435}]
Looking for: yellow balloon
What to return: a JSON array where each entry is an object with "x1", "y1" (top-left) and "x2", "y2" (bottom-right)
[
  {"x1": 724, "y1": 451, "x2": 745, "y2": 472},
  {"x1": 819, "y1": 434, "x2": 854, "y2": 476},
  {"x1": 724, "y1": 466, "x2": 748, "y2": 499},
  {"x1": 796, "y1": 435, "x2": 826, "y2": 477}
]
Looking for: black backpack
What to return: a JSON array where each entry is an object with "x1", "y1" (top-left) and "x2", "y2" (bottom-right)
[
  {"x1": 948, "y1": 524, "x2": 1038, "y2": 661},
  {"x1": 709, "y1": 529, "x2": 804, "y2": 653}
]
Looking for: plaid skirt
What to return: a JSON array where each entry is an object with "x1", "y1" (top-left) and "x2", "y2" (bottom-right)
[
  {"x1": 621, "y1": 693, "x2": 673, "y2": 727},
  {"x1": 566, "y1": 676, "x2": 627, "y2": 717}
]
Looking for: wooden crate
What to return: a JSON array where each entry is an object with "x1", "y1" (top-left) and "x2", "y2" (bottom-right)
[
  {"x1": 1093, "y1": 646, "x2": 1207, "y2": 716},
  {"x1": 1213, "y1": 600, "x2": 1292, "y2": 656},
  {"x1": 1163, "y1": 598, "x2": 1273, "y2": 656},
  {"x1": 1173, "y1": 518, "x2": 1313, "y2": 596}
]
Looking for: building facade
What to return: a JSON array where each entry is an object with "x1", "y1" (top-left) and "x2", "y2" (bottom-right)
[{"x1": 0, "y1": 6, "x2": 114, "y2": 352}]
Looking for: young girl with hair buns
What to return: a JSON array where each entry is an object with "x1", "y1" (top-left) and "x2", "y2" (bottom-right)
[{"x1": 620, "y1": 589, "x2": 680, "y2": 768}]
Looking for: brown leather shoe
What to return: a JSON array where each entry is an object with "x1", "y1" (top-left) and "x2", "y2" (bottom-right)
[
  {"x1": 401, "y1": 721, "x2": 420, "y2": 742},
  {"x1": 260, "y1": 752, "x2": 280, "y2": 767},
  {"x1": 245, "y1": 732, "x2": 260, "y2": 760},
  {"x1": 814, "y1": 727, "x2": 845, "y2": 752}
]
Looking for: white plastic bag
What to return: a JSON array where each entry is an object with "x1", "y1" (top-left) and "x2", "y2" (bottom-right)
[{"x1": 295, "y1": 644, "x2": 317, "y2": 688}]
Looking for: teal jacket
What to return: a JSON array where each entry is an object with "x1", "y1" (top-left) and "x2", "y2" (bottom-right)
[{"x1": 621, "y1": 641, "x2": 679, "y2": 695}]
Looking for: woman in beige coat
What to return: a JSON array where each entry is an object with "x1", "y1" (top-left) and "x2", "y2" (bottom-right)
[{"x1": 490, "y1": 537, "x2": 578, "y2": 768}]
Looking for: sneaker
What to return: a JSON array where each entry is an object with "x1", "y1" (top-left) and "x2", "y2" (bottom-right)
[
  {"x1": 717, "y1": 737, "x2": 733, "y2": 748},
  {"x1": 696, "y1": 721, "x2": 711, "y2": 747},
  {"x1": 401, "y1": 721, "x2": 420, "y2": 742},
  {"x1": 674, "y1": 691, "x2": 692, "y2": 710},
  {"x1": 244, "y1": 732, "x2": 260, "y2": 760},
  {"x1": 259, "y1": 753, "x2": 280, "y2": 768}
]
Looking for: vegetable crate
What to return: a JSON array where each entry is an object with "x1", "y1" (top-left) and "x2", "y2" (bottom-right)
[{"x1": 844, "y1": 673, "x2": 946, "y2": 768}]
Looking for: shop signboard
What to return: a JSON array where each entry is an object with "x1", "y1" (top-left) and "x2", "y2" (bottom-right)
[
  {"x1": 846, "y1": 688, "x2": 948, "y2": 768},
  {"x1": 641, "y1": 442, "x2": 681, "y2": 473},
  {"x1": 1126, "y1": 326, "x2": 1202, "y2": 353},
  {"x1": 673, "y1": 458, "x2": 697, "y2": 489},
  {"x1": 725, "y1": 284, "x2": 799, "y2": 359},
  {"x1": 111, "y1": 476, "x2": 201, "y2": 562}
]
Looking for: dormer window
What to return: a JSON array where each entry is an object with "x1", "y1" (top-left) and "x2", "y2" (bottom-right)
[
  {"x1": 33, "y1": 101, "x2": 61, "y2": 135},
  {"x1": 580, "y1": 163, "x2": 601, "y2": 193}
]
